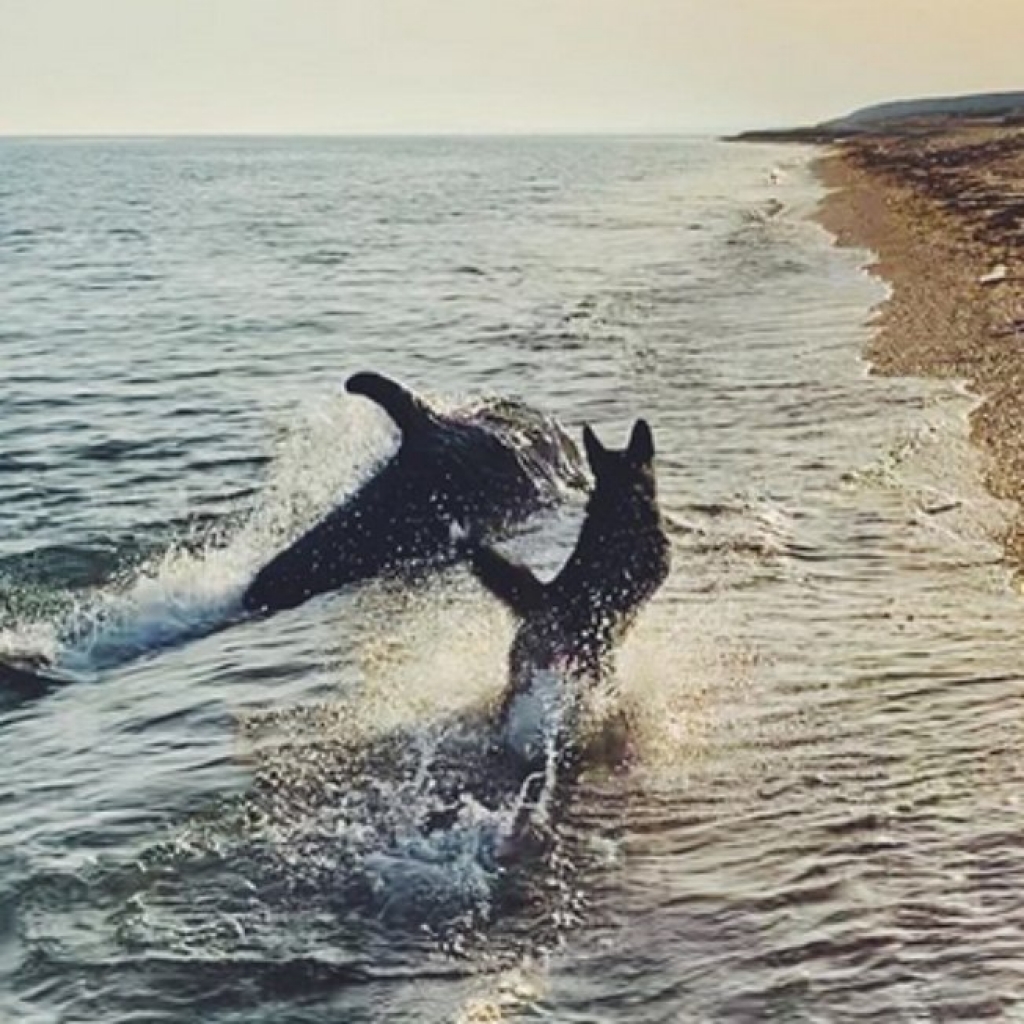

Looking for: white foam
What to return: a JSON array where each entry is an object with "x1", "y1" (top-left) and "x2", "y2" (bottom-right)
[{"x1": 503, "y1": 667, "x2": 567, "y2": 767}]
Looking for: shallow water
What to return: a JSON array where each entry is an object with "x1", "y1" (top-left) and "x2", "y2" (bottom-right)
[{"x1": 2, "y1": 136, "x2": 1024, "y2": 1022}]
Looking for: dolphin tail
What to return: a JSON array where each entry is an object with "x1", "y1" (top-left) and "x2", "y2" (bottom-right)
[
  {"x1": 345, "y1": 372, "x2": 435, "y2": 437},
  {"x1": 470, "y1": 544, "x2": 546, "y2": 618}
]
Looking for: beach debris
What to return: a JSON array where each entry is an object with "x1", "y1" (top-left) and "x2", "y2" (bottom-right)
[
  {"x1": 921, "y1": 499, "x2": 961, "y2": 516},
  {"x1": 979, "y1": 263, "x2": 1009, "y2": 284},
  {"x1": 741, "y1": 198, "x2": 784, "y2": 224},
  {"x1": 991, "y1": 317, "x2": 1024, "y2": 339}
]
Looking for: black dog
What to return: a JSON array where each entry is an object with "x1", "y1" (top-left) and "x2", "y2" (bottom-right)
[
  {"x1": 469, "y1": 419, "x2": 671, "y2": 774},
  {"x1": 243, "y1": 372, "x2": 583, "y2": 613}
]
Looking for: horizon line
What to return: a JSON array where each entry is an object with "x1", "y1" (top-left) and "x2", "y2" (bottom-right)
[{"x1": 0, "y1": 127, "x2": 736, "y2": 142}]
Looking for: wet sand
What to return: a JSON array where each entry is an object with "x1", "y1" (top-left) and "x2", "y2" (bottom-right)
[{"x1": 816, "y1": 126, "x2": 1024, "y2": 562}]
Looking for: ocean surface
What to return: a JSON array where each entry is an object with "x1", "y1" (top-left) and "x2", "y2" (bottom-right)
[{"x1": 2, "y1": 136, "x2": 1024, "y2": 1022}]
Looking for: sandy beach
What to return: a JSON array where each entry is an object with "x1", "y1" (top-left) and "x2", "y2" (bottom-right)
[{"x1": 816, "y1": 125, "x2": 1024, "y2": 562}]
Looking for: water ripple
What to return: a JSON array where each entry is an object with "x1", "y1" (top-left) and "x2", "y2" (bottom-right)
[{"x1": 1, "y1": 136, "x2": 1022, "y2": 1021}]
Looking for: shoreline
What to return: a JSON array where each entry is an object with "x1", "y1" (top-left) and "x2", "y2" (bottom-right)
[{"x1": 812, "y1": 127, "x2": 1024, "y2": 565}]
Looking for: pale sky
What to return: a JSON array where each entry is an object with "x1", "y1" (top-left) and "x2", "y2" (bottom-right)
[{"x1": 2, "y1": 0, "x2": 1023, "y2": 135}]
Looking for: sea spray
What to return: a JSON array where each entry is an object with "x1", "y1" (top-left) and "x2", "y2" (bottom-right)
[{"x1": 0, "y1": 391, "x2": 395, "y2": 673}]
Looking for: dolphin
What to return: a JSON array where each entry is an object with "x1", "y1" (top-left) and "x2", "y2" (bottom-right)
[{"x1": 241, "y1": 372, "x2": 584, "y2": 613}]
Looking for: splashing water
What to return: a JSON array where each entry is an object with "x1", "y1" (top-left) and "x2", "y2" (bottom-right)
[
  {"x1": 224, "y1": 580, "x2": 572, "y2": 932},
  {"x1": 2, "y1": 391, "x2": 396, "y2": 674}
]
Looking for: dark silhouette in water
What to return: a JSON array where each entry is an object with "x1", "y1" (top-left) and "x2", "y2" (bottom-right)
[
  {"x1": 242, "y1": 372, "x2": 584, "y2": 613},
  {"x1": 233, "y1": 419, "x2": 673, "y2": 900},
  {"x1": 0, "y1": 375, "x2": 580, "y2": 705},
  {"x1": 0, "y1": 657, "x2": 73, "y2": 708},
  {"x1": 469, "y1": 419, "x2": 671, "y2": 772}
]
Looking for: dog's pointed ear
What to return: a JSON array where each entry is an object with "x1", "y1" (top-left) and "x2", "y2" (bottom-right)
[
  {"x1": 469, "y1": 544, "x2": 545, "y2": 618},
  {"x1": 582, "y1": 424, "x2": 607, "y2": 475},
  {"x1": 627, "y1": 419, "x2": 655, "y2": 465}
]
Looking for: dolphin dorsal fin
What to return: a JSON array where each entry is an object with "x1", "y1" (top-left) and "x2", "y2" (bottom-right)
[{"x1": 345, "y1": 372, "x2": 435, "y2": 438}]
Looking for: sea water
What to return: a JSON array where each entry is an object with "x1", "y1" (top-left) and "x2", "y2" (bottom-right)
[{"x1": 2, "y1": 136, "x2": 1024, "y2": 1021}]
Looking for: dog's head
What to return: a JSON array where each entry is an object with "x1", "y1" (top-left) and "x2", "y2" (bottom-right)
[{"x1": 582, "y1": 419, "x2": 657, "y2": 501}]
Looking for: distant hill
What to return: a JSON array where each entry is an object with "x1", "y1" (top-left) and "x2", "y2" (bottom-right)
[
  {"x1": 828, "y1": 91, "x2": 1024, "y2": 129},
  {"x1": 729, "y1": 91, "x2": 1024, "y2": 143}
]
